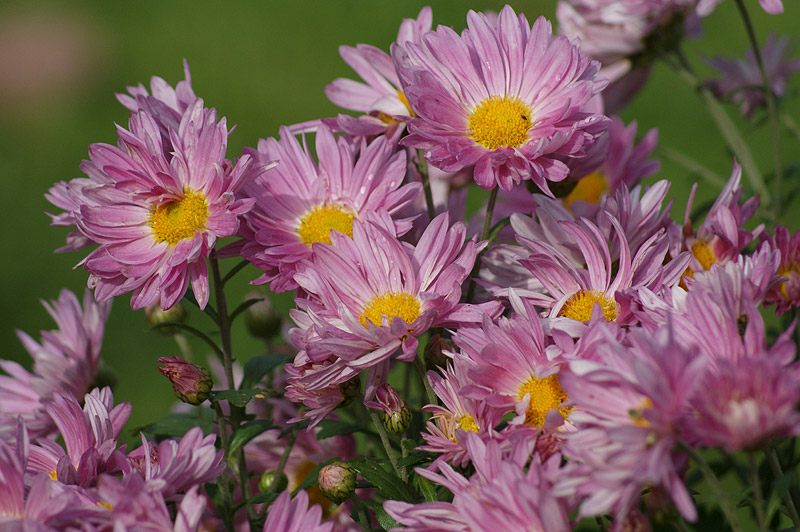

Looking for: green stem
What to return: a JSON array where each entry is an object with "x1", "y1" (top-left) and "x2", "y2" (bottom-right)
[
  {"x1": 681, "y1": 442, "x2": 743, "y2": 532},
  {"x1": 367, "y1": 407, "x2": 407, "y2": 481},
  {"x1": 765, "y1": 447, "x2": 800, "y2": 530},
  {"x1": 748, "y1": 452, "x2": 767, "y2": 532},
  {"x1": 662, "y1": 50, "x2": 769, "y2": 208},
  {"x1": 733, "y1": 0, "x2": 783, "y2": 217},
  {"x1": 416, "y1": 149, "x2": 436, "y2": 222},
  {"x1": 465, "y1": 187, "x2": 499, "y2": 303}
]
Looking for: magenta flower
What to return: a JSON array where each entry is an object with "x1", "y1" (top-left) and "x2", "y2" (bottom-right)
[
  {"x1": 0, "y1": 289, "x2": 111, "y2": 438},
  {"x1": 263, "y1": 490, "x2": 334, "y2": 532},
  {"x1": 705, "y1": 33, "x2": 800, "y2": 117},
  {"x1": 324, "y1": 7, "x2": 431, "y2": 136},
  {"x1": 74, "y1": 99, "x2": 260, "y2": 310},
  {"x1": 393, "y1": 6, "x2": 608, "y2": 193},
  {"x1": 238, "y1": 124, "x2": 420, "y2": 293}
]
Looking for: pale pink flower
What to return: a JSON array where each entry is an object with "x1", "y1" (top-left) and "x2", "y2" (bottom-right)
[{"x1": 394, "y1": 6, "x2": 608, "y2": 192}]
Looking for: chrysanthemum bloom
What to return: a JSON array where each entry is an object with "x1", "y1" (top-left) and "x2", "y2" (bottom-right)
[
  {"x1": 393, "y1": 6, "x2": 608, "y2": 193},
  {"x1": 27, "y1": 388, "x2": 131, "y2": 486},
  {"x1": 0, "y1": 289, "x2": 110, "y2": 438},
  {"x1": 238, "y1": 124, "x2": 420, "y2": 293},
  {"x1": 761, "y1": 225, "x2": 800, "y2": 314},
  {"x1": 290, "y1": 213, "x2": 500, "y2": 395},
  {"x1": 75, "y1": 99, "x2": 260, "y2": 310},
  {"x1": 705, "y1": 33, "x2": 800, "y2": 118},
  {"x1": 324, "y1": 7, "x2": 431, "y2": 136},
  {"x1": 263, "y1": 490, "x2": 334, "y2": 532},
  {"x1": 127, "y1": 427, "x2": 224, "y2": 499}
]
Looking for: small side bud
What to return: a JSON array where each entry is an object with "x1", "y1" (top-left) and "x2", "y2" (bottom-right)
[
  {"x1": 145, "y1": 302, "x2": 188, "y2": 335},
  {"x1": 424, "y1": 334, "x2": 454, "y2": 369},
  {"x1": 244, "y1": 291, "x2": 282, "y2": 341},
  {"x1": 258, "y1": 470, "x2": 288, "y2": 494},
  {"x1": 157, "y1": 356, "x2": 213, "y2": 406},
  {"x1": 365, "y1": 383, "x2": 411, "y2": 434},
  {"x1": 318, "y1": 461, "x2": 356, "y2": 504}
]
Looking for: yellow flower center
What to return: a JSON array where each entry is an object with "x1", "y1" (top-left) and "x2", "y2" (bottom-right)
[
  {"x1": 558, "y1": 289, "x2": 618, "y2": 322},
  {"x1": 467, "y1": 95, "x2": 533, "y2": 150},
  {"x1": 358, "y1": 291, "x2": 421, "y2": 328},
  {"x1": 297, "y1": 203, "x2": 355, "y2": 246},
  {"x1": 456, "y1": 414, "x2": 479, "y2": 434},
  {"x1": 148, "y1": 190, "x2": 209, "y2": 246},
  {"x1": 690, "y1": 240, "x2": 717, "y2": 271},
  {"x1": 564, "y1": 172, "x2": 608, "y2": 212},
  {"x1": 516, "y1": 373, "x2": 572, "y2": 427}
]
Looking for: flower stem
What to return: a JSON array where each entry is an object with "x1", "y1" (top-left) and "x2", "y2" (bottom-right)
[
  {"x1": 416, "y1": 149, "x2": 436, "y2": 222},
  {"x1": 748, "y1": 452, "x2": 767, "y2": 532},
  {"x1": 733, "y1": 0, "x2": 783, "y2": 217},
  {"x1": 765, "y1": 447, "x2": 800, "y2": 530},
  {"x1": 367, "y1": 407, "x2": 407, "y2": 481},
  {"x1": 680, "y1": 442, "x2": 743, "y2": 532},
  {"x1": 465, "y1": 186, "x2": 499, "y2": 303}
]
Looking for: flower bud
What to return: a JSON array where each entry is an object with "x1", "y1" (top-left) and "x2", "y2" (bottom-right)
[
  {"x1": 157, "y1": 356, "x2": 213, "y2": 405},
  {"x1": 318, "y1": 461, "x2": 356, "y2": 504},
  {"x1": 258, "y1": 469, "x2": 288, "y2": 494},
  {"x1": 424, "y1": 334, "x2": 455, "y2": 369},
  {"x1": 365, "y1": 383, "x2": 411, "y2": 434},
  {"x1": 145, "y1": 302, "x2": 188, "y2": 335},
  {"x1": 244, "y1": 291, "x2": 282, "y2": 341}
]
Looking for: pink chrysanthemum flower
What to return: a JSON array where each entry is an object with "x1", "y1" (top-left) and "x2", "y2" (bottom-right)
[
  {"x1": 0, "y1": 289, "x2": 110, "y2": 438},
  {"x1": 75, "y1": 99, "x2": 259, "y2": 310},
  {"x1": 324, "y1": 7, "x2": 431, "y2": 136},
  {"x1": 238, "y1": 124, "x2": 420, "y2": 293},
  {"x1": 705, "y1": 33, "x2": 800, "y2": 118},
  {"x1": 290, "y1": 213, "x2": 499, "y2": 396},
  {"x1": 393, "y1": 6, "x2": 608, "y2": 193},
  {"x1": 761, "y1": 225, "x2": 800, "y2": 314},
  {"x1": 263, "y1": 490, "x2": 334, "y2": 532}
]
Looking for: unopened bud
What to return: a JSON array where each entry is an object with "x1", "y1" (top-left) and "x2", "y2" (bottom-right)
[
  {"x1": 258, "y1": 470, "x2": 288, "y2": 493},
  {"x1": 424, "y1": 334, "x2": 454, "y2": 369},
  {"x1": 157, "y1": 356, "x2": 213, "y2": 405},
  {"x1": 338, "y1": 375, "x2": 361, "y2": 409},
  {"x1": 145, "y1": 302, "x2": 188, "y2": 335},
  {"x1": 244, "y1": 291, "x2": 282, "y2": 341},
  {"x1": 318, "y1": 461, "x2": 356, "y2": 504}
]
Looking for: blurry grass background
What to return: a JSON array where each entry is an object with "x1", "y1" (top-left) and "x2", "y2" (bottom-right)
[{"x1": 0, "y1": 0, "x2": 798, "y2": 437}]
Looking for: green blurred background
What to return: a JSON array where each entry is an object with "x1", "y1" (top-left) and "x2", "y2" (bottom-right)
[{"x1": 0, "y1": 0, "x2": 797, "y2": 437}]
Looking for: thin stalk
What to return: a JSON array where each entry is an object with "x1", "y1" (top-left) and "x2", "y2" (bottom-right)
[
  {"x1": 416, "y1": 149, "x2": 436, "y2": 221},
  {"x1": 681, "y1": 442, "x2": 743, "y2": 532},
  {"x1": 748, "y1": 452, "x2": 767, "y2": 532},
  {"x1": 733, "y1": 0, "x2": 783, "y2": 216},
  {"x1": 765, "y1": 447, "x2": 800, "y2": 530},
  {"x1": 465, "y1": 187, "x2": 499, "y2": 303},
  {"x1": 367, "y1": 407, "x2": 407, "y2": 481},
  {"x1": 662, "y1": 50, "x2": 769, "y2": 207}
]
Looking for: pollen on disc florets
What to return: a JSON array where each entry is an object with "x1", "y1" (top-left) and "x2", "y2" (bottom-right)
[
  {"x1": 297, "y1": 203, "x2": 355, "y2": 245},
  {"x1": 467, "y1": 95, "x2": 533, "y2": 150},
  {"x1": 558, "y1": 289, "x2": 619, "y2": 322},
  {"x1": 149, "y1": 190, "x2": 209, "y2": 246},
  {"x1": 516, "y1": 373, "x2": 572, "y2": 427},
  {"x1": 358, "y1": 291, "x2": 421, "y2": 328}
]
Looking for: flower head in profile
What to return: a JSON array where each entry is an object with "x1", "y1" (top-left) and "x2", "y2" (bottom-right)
[
  {"x1": 394, "y1": 6, "x2": 608, "y2": 193},
  {"x1": 239, "y1": 124, "x2": 420, "y2": 293},
  {"x1": 75, "y1": 99, "x2": 260, "y2": 310}
]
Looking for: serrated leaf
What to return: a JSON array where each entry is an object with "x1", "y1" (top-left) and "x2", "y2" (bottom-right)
[
  {"x1": 212, "y1": 388, "x2": 270, "y2": 408},
  {"x1": 362, "y1": 500, "x2": 402, "y2": 531},
  {"x1": 229, "y1": 420, "x2": 276, "y2": 456},
  {"x1": 317, "y1": 419, "x2": 363, "y2": 439},
  {"x1": 349, "y1": 456, "x2": 416, "y2": 502},
  {"x1": 240, "y1": 353, "x2": 292, "y2": 389},
  {"x1": 139, "y1": 412, "x2": 215, "y2": 439}
]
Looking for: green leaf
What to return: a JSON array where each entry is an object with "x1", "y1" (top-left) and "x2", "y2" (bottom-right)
[
  {"x1": 212, "y1": 388, "x2": 270, "y2": 408},
  {"x1": 362, "y1": 500, "x2": 402, "y2": 531},
  {"x1": 138, "y1": 412, "x2": 215, "y2": 439},
  {"x1": 317, "y1": 419, "x2": 363, "y2": 439},
  {"x1": 240, "y1": 353, "x2": 292, "y2": 389},
  {"x1": 229, "y1": 420, "x2": 276, "y2": 456},
  {"x1": 348, "y1": 456, "x2": 416, "y2": 502}
]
